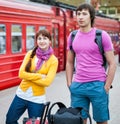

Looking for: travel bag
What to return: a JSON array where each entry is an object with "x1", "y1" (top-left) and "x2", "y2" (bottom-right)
[
  {"x1": 48, "y1": 102, "x2": 92, "y2": 124},
  {"x1": 23, "y1": 101, "x2": 50, "y2": 124}
]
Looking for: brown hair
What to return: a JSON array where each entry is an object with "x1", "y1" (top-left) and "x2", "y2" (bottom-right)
[
  {"x1": 25, "y1": 29, "x2": 51, "y2": 72},
  {"x1": 76, "y1": 3, "x2": 95, "y2": 27},
  {"x1": 35, "y1": 29, "x2": 51, "y2": 41}
]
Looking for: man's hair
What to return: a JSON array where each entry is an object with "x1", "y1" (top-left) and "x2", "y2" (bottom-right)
[{"x1": 76, "y1": 3, "x2": 95, "y2": 27}]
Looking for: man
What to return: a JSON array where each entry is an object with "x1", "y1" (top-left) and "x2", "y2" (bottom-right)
[{"x1": 66, "y1": 3, "x2": 116, "y2": 124}]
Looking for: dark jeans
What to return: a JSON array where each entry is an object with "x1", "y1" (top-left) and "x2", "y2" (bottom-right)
[{"x1": 6, "y1": 95, "x2": 44, "y2": 124}]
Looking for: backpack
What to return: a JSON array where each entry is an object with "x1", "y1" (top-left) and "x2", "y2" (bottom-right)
[
  {"x1": 70, "y1": 29, "x2": 107, "y2": 70},
  {"x1": 48, "y1": 102, "x2": 92, "y2": 124}
]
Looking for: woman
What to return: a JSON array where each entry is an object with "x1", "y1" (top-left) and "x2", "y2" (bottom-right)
[{"x1": 6, "y1": 29, "x2": 58, "y2": 124}]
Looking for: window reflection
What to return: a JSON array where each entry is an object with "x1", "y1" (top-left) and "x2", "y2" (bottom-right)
[
  {"x1": 26, "y1": 26, "x2": 35, "y2": 51},
  {"x1": 0, "y1": 24, "x2": 6, "y2": 54},
  {"x1": 11, "y1": 25, "x2": 22, "y2": 53},
  {"x1": 52, "y1": 27, "x2": 59, "y2": 48}
]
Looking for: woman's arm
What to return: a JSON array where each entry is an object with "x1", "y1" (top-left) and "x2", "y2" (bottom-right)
[
  {"x1": 31, "y1": 59, "x2": 58, "y2": 87},
  {"x1": 19, "y1": 51, "x2": 42, "y2": 80}
]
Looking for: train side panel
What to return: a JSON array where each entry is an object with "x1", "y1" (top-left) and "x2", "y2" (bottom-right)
[
  {"x1": 0, "y1": 0, "x2": 66, "y2": 90},
  {"x1": 0, "y1": 0, "x2": 120, "y2": 90}
]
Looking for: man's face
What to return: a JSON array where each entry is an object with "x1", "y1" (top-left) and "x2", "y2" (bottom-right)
[{"x1": 76, "y1": 9, "x2": 91, "y2": 28}]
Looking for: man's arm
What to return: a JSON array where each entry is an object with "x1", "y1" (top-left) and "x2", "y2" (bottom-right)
[
  {"x1": 104, "y1": 50, "x2": 116, "y2": 93},
  {"x1": 66, "y1": 50, "x2": 75, "y2": 87}
]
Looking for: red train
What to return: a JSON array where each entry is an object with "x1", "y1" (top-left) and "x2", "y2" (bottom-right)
[{"x1": 0, "y1": 0, "x2": 120, "y2": 90}]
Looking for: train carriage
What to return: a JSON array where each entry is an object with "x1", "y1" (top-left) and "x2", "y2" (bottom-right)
[
  {"x1": 0, "y1": 0, "x2": 120, "y2": 90},
  {"x1": 0, "y1": 0, "x2": 70, "y2": 90},
  {"x1": 95, "y1": 16, "x2": 120, "y2": 55}
]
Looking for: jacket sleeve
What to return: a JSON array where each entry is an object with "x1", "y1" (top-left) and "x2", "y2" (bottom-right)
[
  {"x1": 19, "y1": 51, "x2": 42, "y2": 80},
  {"x1": 31, "y1": 58, "x2": 58, "y2": 87}
]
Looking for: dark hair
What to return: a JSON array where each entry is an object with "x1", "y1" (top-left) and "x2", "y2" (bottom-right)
[
  {"x1": 76, "y1": 3, "x2": 95, "y2": 27},
  {"x1": 25, "y1": 29, "x2": 51, "y2": 72},
  {"x1": 35, "y1": 29, "x2": 51, "y2": 41}
]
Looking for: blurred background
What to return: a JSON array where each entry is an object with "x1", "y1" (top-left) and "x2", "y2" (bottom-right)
[{"x1": 29, "y1": 0, "x2": 120, "y2": 20}]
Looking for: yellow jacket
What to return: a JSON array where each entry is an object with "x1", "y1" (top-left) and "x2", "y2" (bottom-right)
[{"x1": 19, "y1": 50, "x2": 58, "y2": 96}]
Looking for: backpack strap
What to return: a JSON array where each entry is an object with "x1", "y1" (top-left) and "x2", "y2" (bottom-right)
[
  {"x1": 70, "y1": 30, "x2": 78, "y2": 51},
  {"x1": 48, "y1": 102, "x2": 66, "y2": 124},
  {"x1": 95, "y1": 29, "x2": 107, "y2": 70},
  {"x1": 95, "y1": 29, "x2": 103, "y2": 54}
]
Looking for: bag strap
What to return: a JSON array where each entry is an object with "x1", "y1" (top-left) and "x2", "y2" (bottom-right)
[
  {"x1": 70, "y1": 30, "x2": 78, "y2": 51},
  {"x1": 95, "y1": 29, "x2": 103, "y2": 54},
  {"x1": 95, "y1": 30, "x2": 113, "y2": 89},
  {"x1": 48, "y1": 102, "x2": 66, "y2": 124},
  {"x1": 95, "y1": 29, "x2": 107, "y2": 70}
]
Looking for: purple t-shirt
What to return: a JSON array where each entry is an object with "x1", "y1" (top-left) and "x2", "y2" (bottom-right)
[{"x1": 67, "y1": 28, "x2": 113, "y2": 83}]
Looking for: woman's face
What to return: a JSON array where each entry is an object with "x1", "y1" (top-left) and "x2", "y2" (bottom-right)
[{"x1": 37, "y1": 34, "x2": 51, "y2": 51}]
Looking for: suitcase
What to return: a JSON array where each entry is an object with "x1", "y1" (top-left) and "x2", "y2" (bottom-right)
[{"x1": 23, "y1": 101, "x2": 50, "y2": 124}]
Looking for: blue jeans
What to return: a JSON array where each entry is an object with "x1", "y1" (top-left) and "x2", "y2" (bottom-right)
[{"x1": 6, "y1": 95, "x2": 44, "y2": 124}]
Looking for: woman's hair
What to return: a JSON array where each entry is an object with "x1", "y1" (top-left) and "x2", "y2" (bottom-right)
[
  {"x1": 76, "y1": 3, "x2": 95, "y2": 27},
  {"x1": 25, "y1": 29, "x2": 51, "y2": 72},
  {"x1": 35, "y1": 29, "x2": 51, "y2": 41}
]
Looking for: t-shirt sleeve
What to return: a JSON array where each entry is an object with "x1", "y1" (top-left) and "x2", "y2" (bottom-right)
[{"x1": 102, "y1": 31, "x2": 113, "y2": 52}]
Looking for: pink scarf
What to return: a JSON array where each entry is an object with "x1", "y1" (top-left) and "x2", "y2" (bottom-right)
[{"x1": 35, "y1": 47, "x2": 53, "y2": 71}]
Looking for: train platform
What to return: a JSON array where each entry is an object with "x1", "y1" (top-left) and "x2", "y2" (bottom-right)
[{"x1": 0, "y1": 55, "x2": 120, "y2": 124}]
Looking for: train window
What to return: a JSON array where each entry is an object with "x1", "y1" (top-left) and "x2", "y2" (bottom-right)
[
  {"x1": 118, "y1": 8, "x2": 120, "y2": 14},
  {"x1": 51, "y1": 28, "x2": 54, "y2": 47},
  {"x1": 52, "y1": 27, "x2": 59, "y2": 48},
  {"x1": 0, "y1": 24, "x2": 6, "y2": 54},
  {"x1": 115, "y1": 33, "x2": 119, "y2": 42},
  {"x1": 55, "y1": 28, "x2": 59, "y2": 47},
  {"x1": 26, "y1": 26, "x2": 35, "y2": 51},
  {"x1": 11, "y1": 25, "x2": 22, "y2": 53},
  {"x1": 39, "y1": 26, "x2": 46, "y2": 30},
  {"x1": 102, "y1": 10, "x2": 107, "y2": 14},
  {"x1": 108, "y1": 9, "x2": 116, "y2": 14}
]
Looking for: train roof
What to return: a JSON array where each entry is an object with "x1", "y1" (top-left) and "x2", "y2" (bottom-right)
[
  {"x1": 0, "y1": 0, "x2": 119, "y2": 22},
  {"x1": 96, "y1": 12, "x2": 119, "y2": 21},
  {"x1": 0, "y1": 0, "x2": 54, "y2": 14}
]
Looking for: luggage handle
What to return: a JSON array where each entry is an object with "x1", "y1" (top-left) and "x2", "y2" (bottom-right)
[{"x1": 40, "y1": 101, "x2": 50, "y2": 124}]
